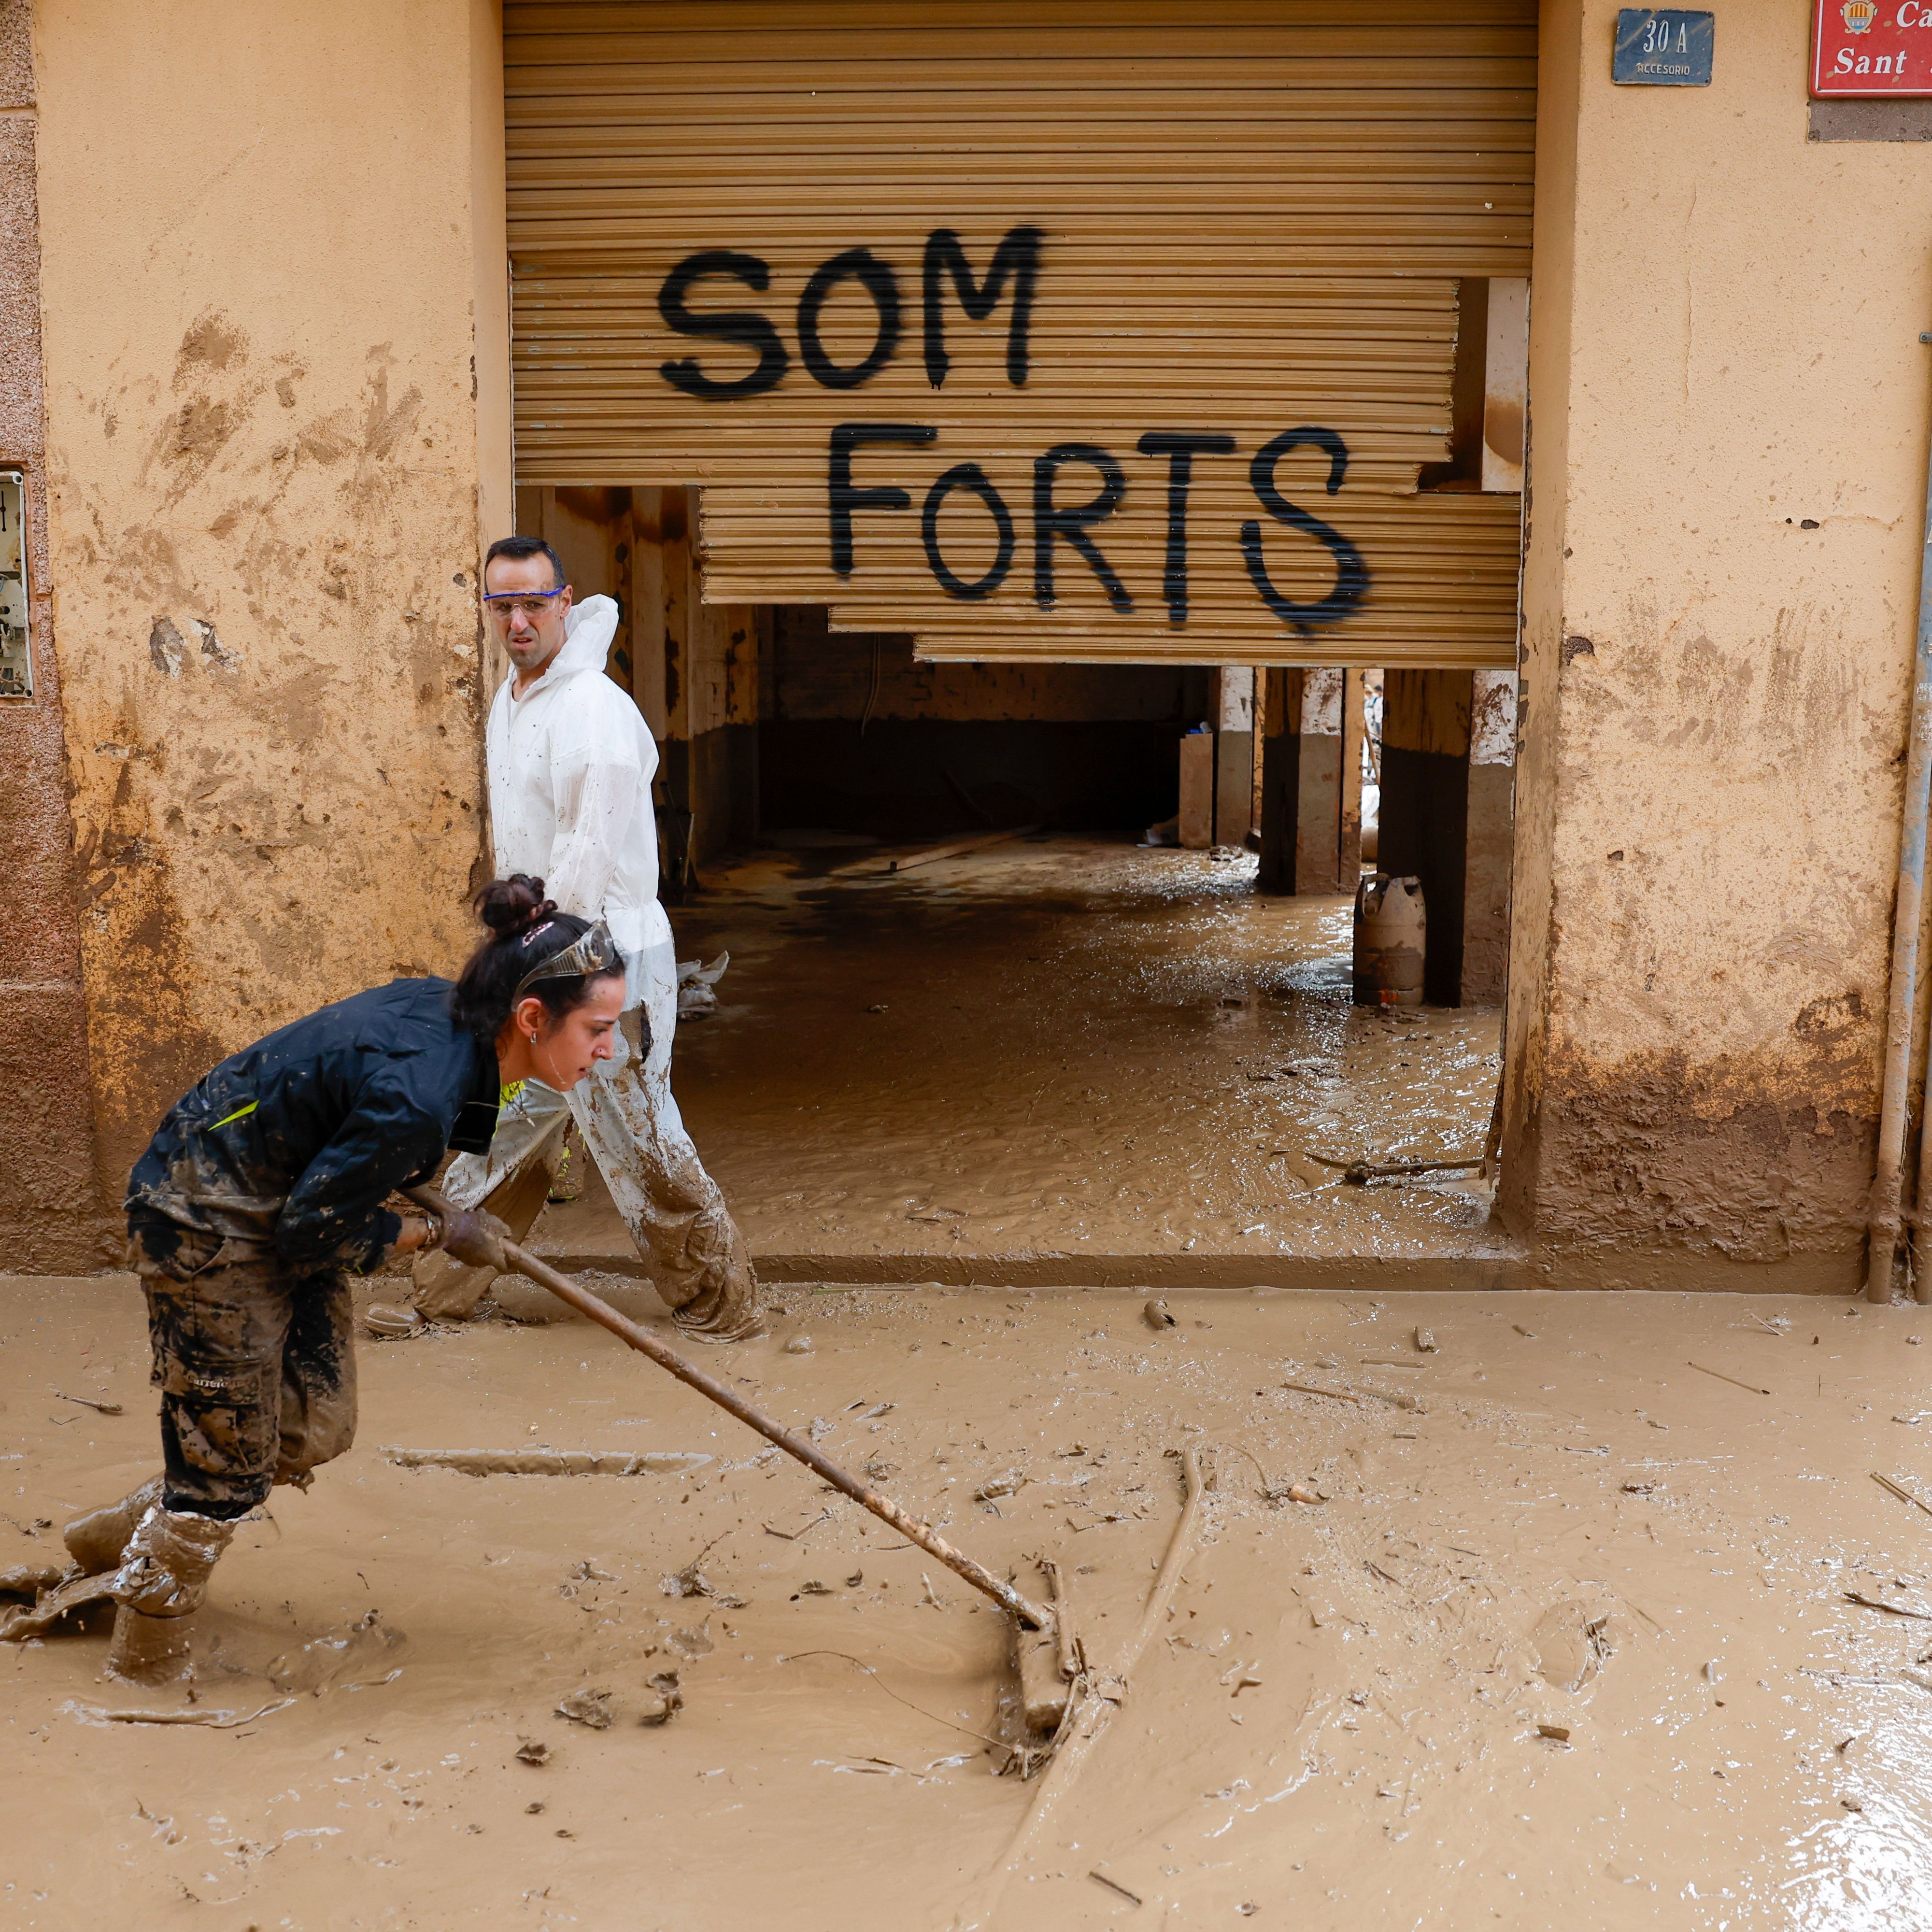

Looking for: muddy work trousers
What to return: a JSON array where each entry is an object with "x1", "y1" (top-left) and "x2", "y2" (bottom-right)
[
  {"x1": 425, "y1": 950, "x2": 758, "y2": 1339},
  {"x1": 131, "y1": 1227, "x2": 356, "y2": 1519}
]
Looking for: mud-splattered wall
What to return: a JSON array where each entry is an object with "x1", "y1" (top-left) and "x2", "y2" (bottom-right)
[
  {"x1": 0, "y1": 0, "x2": 102, "y2": 1270},
  {"x1": 31, "y1": 0, "x2": 510, "y2": 1212},
  {"x1": 1507, "y1": 0, "x2": 1919, "y2": 1288}
]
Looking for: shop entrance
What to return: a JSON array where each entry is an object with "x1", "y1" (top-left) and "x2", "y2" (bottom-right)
[
  {"x1": 511, "y1": 486, "x2": 1513, "y2": 1287},
  {"x1": 500, "y1": 0, "x2": 1532, "y2": 1283}
]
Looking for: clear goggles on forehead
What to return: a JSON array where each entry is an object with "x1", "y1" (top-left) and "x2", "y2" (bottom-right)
[{"x1": 513, "y1": 920, "x2": 621, "y2": 997}]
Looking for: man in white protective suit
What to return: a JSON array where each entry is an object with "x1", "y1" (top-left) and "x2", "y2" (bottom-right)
[{"x1": 412, "y1": 534, "x2": 760, "y2": 1340}]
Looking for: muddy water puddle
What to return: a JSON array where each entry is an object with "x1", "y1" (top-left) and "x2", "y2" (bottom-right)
[
  {"x1": 7, "y1": 1275, "x2": 1932, "y2": 1927},
  {"x1": 646, "y1": 837, "x2": 1505, "y2": 1270}
]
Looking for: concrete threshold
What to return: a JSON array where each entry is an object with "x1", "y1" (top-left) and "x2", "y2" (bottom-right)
[
  {"x1": 524, "y1": 1199, "x2": 1861, "y2": 1294},
  {"x1": 528, "y1": 1239, "x2": 1532, "y2": 1293}
]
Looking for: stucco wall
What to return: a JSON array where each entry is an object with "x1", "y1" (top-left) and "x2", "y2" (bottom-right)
[
  {"x1": 32, "y1": 0, "x2": 510, "y2": 1206},
  {"x1": 0, "y1": 0, "x2": 102, "y2": 1270},
  {"x1": 1506, "y1": 0, "x2": 1919, "y2": 1286}
]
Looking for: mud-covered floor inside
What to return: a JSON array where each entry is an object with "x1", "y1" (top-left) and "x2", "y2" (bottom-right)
[
  {"x1": 8, "y1": 1274, "x2": 1932, "y2": 1928},
  {"x1": 537, "y1": 835, "x2": 1511, "y2": 1288}
]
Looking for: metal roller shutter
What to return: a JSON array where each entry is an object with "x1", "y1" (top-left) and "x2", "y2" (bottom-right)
[{"x1": 505, "y1": 1, "x2": 1533, "y2": 667}]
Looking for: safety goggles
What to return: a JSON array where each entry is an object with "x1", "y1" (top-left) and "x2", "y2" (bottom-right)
[
  {"x1": 483, "y1": 587, "x2": 568, "y2": 621},
  {"x1": 514, "y1": 919, "x2": 621, "y2": 997}
]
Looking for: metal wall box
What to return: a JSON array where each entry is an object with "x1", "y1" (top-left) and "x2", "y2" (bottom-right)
[
  {"x1": 0, "y1": 470, "x2": 29, "y2": 699},
  {"x1": 1614, "y1": 9, "x2": 1715, "y2": 85}
]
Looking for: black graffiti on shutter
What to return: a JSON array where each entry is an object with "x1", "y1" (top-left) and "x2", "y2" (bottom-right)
[
  {"x1": 920, "y1": 462, "x2": 1017, "y2": 599},
  {"x1": 1136, "y1": 430, "x2": 1236, "y2": 627},
  {"x1": 1239, "y1": 427, "x2": 1369, "y2": 634},
  {"x1": 797, "y1": 248, "x2": 904, "y2": 390},
  {"x1": 828, "y1": 422, "x2": 938, "y2": 576},
  {"x1": 1033, "y1": 443, "x2": 1133, "y2": 612},
  {"x1": 657, "y1": 250, "x2": 790, "y2": 398},
  {"x1": 922, "y1": 226, "x2": 1044, "y2": 391}
]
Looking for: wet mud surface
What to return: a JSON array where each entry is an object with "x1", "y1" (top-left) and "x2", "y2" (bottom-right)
[
  {"x1": 7, "y1": 1273, "x2": 1932, "y2": 1927},
  {"x1": 544, "y1": 837, "x2": 1508, "y2": 1279}
]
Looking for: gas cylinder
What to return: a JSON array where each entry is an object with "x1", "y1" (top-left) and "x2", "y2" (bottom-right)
[{"x1": 1353, "y1": 873, "x2": 1425, "y2": 1008}]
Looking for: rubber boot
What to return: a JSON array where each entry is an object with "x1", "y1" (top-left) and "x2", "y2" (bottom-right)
[
  {"x1": 411, "y1": 1246, "x2": 493, "y2": 1321},
  {"x1": 63, "y1": 1476, "x2": 164, "y2": 1575},
  {"x1": 105, "y1": 1603, "x2": 197, "y2": 1685},
  {"x1": 112, "y1": 1505, "x2": 235, "y2": 1618},
  {"x1": 104, "y1": 1505, "x2": 237, "y2": 1686}
]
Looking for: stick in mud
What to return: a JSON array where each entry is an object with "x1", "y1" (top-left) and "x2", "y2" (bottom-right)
[
  {"x1": 384, "y1": 1448, "x2": 710, "y2": 1477},
  {"x1": 869, "y1": 825, "x2": 1043, "y2": 875},
  {"x1": 1686, "y1": 1361, "x2": 1771, "y2": 1396},
  {"x1": 764, "y1": 1509, "x2": 833, "y2": 1541},
  {"x1": 1844, "y1": 1591, "x2": 1932, "y2": 1621},
  {"x1": 66, "y1": 1697, "x2": 294, "y2": 1728},
  {"x1": 1871, "y1": 1470, "x2": 1932, "y2": 1519}
]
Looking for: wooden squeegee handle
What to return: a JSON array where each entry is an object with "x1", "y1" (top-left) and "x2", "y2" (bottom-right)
[{"x1": 406, "y1": 1186, "x2": 1050, "y2": 1631}]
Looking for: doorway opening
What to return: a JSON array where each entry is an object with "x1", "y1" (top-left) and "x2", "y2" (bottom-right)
[{"x1": 509, "y1": 485, "x2": 1515, "y2": 1288}]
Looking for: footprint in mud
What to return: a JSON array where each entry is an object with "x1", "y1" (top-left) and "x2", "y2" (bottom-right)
[
  {"x1": 265, "y1": 1608, "x2": 407, "y2": 1694},
  {"x1": 1530, "y1": 1602, "x2": 1613, "y2": 1693},
  {"x1": 667, "y1": 1620, "x2": 714, "y2": 1662}
]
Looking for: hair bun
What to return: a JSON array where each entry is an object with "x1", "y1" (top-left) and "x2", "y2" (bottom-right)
[{"x1": 472, "y1": 874, "x2": 557, "y2": 942}]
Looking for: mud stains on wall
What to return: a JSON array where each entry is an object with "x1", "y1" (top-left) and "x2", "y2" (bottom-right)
[
  {"x1": 0, "y1": 0, "x2": 105, "y2": 1269},
  {"x1": 1514, "y1": 585, "x2": 1892, "y2": 1281},
  {"x1": 1507, "y1": 1, "x2": 1906, "y2": 1285},
  {"x1": 32, "y1": 0, "x2": 507, "y2": 1202},
  {"x1": 1532, "y1": 1038, "x2": 1877, "y2": 1281}
]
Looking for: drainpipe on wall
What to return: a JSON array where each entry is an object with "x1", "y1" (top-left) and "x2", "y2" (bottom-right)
[
  {"x1": 1907, "y1": 968, "x2": 1932, "y2": 1306},
  {"x1": 1865, "y1": 342, "x2": 1932, "y2": 1304}
]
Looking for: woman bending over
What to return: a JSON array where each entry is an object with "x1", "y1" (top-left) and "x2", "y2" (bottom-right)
[{"x1": 49, "y1": 877, "x2": 625, "y2": 1676}]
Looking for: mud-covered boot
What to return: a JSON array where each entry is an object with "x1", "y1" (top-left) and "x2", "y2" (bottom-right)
[
  {"x1": 63, "y1": 1476, "x2": 164, "y2": 1575},
  {"x1": 411, "y1": 1246, "x2": 496, "y2": 1321},
  {"x1": 105, "y1": 1505, "x2": 236, "y2": 1686},
  {"x1": 112, "y1": 1504, "x2": 235, "y2": 1618}
]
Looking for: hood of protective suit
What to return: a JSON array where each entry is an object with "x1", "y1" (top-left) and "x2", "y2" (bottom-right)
[{"x1": 543, "y1": 594, "x2": 620, "y2": 682}]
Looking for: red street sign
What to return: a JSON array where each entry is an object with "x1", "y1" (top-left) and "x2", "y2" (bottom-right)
[{"x1": 1813, "y1": 0, "x2": 1932, "y2": 95}]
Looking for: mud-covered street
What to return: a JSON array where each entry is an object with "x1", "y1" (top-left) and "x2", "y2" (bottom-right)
[
  {"x1": 16, "y1": 1, "x2": 1932, "y2": 1926},
  {"x1": 8, "y1": 1275, "x2": 1932, "y2": 1928},
  {"x1": 541, "y1": 838, "x2": 1509, "y2": 1288}
]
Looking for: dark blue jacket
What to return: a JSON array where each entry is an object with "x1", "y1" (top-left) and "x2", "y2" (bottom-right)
[{"x1": 127, "y1": 978, "x2": 500, "y2": 1276}]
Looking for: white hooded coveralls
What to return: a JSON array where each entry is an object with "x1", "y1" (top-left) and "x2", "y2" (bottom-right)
[{"x1": 434, "y1": 596, "x2": 757, "y2": 1338}]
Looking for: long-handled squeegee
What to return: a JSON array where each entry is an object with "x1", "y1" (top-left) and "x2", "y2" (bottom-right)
[{"x1": 406, "y1": 1186, "x2": 1080, "y2": 1742}]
